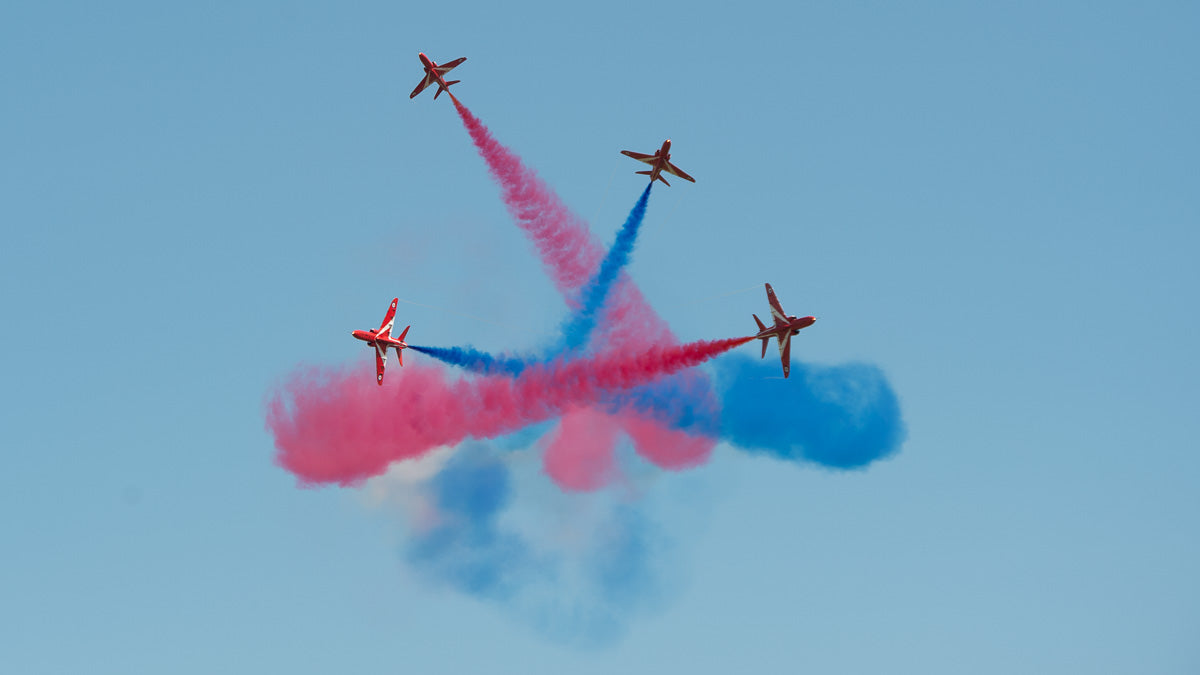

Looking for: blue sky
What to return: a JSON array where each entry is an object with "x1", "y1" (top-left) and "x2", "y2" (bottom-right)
[{"x1": 2, "y1": 1, "x2": 1198, "y2": 672}]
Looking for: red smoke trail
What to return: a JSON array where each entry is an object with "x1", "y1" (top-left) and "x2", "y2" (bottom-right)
[
  {"x1": 453, "y1": 99, "x2": 600, "y2": 296},
  {"x1": 453, "y1": 99, "x2": 719, "y2": 486},
  {"x1": 268, "y1": 337, "x2": 751, "y2": 487}
]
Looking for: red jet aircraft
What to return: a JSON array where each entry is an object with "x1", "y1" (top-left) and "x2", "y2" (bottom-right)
[
  {"x1": 409, "y1": 52, "x2": 466, "y2": 100},
  {"x1": 620, "y1": 139, "x2": 695, "y2": 186},
  {"x1": 752, "y1": 283, "x2": 816, "y2": 379},
  {"x1": 351, "y1": 298, "x2": 410, "y2": 385}
]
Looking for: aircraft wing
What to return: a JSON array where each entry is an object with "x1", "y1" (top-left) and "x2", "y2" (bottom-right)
[
  {"x1": 377, "y1": 298, "x2": 398, "y2": 338},
  {"x1": 436, "y1": 57, "x2": 466, "y2": 74},
  {"x1": 778, "y1": 331, "x2": 792, "y2": 379},
  {"x1": 621, "y1": 150, "x2": 657, "y2": 165},
  {"x1": 375, "y1": 343, "x2": 388, "y2": 384},
  {"x1": 765, "y1": 283, "x2": 788, "y2": 324},
  {"x1": 663, "y1": 161, "x2": 696, "y2": 183},
  {"x1": 410, "y1": 73, "x2": 434, "y2": 98}
]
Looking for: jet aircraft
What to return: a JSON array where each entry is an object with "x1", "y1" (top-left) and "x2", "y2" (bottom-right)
[
  {"x1": 409, "y1": 52, "x2": 467, "y2": 100},
  {"x1": 351, "y1": 298, "x2": 410, "y2": 385},
  {"x1": 620, "y1": 139, "x2": 695, "y2": 186},
  {"x1": 752, "y1": 283, "x2": 816, "y2": 378}
]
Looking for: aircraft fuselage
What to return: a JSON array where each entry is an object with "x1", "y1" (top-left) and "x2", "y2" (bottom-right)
[
  {"x1": 648, "y1": 140, "x2": 673, "y2": 181},
  {"x1": 754, "y1": 315, "x2": 816, "y2": 341},
  {"x1": 351, "y1": 329, "x2": 407, "y2": 350},
  {"x1": 418, "y1": 52, "x2": 451, "y2": 91}
]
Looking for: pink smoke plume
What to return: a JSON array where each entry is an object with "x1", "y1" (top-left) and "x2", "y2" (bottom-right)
[
  {"x1": 269, "y1": 336, "x2": 752, "y2": 486},
  {"x1": 452, "y1": 100, "x2": 718, "y2": 485},
  {"x1": 541, "y1": 407, "x2": 619, "y2": 491}
]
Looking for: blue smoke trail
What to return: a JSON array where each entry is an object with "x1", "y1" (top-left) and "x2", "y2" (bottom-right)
[
  {"x1": 715, "y1": 355, "x2": 905, "y2": 468},
  {"x1": 408, "y1": 344, "x2": 529, "y2": 376},
  {"x1": 556, "y1": 182, "x2": 652, "y2": 353},
  {"x1": 411, "y1": 184, "x2": 652, "y2": 376},
  {"x1": 405, "y1": 445, "x2": 670, "y2": 645},
  {"x1": 600, "y1": 353, "x2": 903, "y2": 471}
]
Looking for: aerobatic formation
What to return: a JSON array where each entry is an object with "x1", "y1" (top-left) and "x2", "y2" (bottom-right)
[
  {"x1": 267, "y1": 47, "x2": 906, "y2": 497},
  {"x1": 266, "y1": 52, "x2": 905, "y2": 642},
  {"x1": 380, "y1": 56, "x2": 795, "y2": 385}
]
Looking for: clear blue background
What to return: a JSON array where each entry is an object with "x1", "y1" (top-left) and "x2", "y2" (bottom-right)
[{"x1": 2, "y1": 1, "x2": 1197, "y2": 672}]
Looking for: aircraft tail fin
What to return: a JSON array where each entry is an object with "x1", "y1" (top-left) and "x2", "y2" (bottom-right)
[
  {"x1": 398, "y1": 325, "x2": 410, "y2": 343},
  {"x1": 753, "y1": 314, "x2": 769, "y2": 359},
  {"x1": 397, "y1": 348, "x2": 403, "y2": 368},
  {"x1": 636, "y1": 170, "x2": 653, "y2": 176}
]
